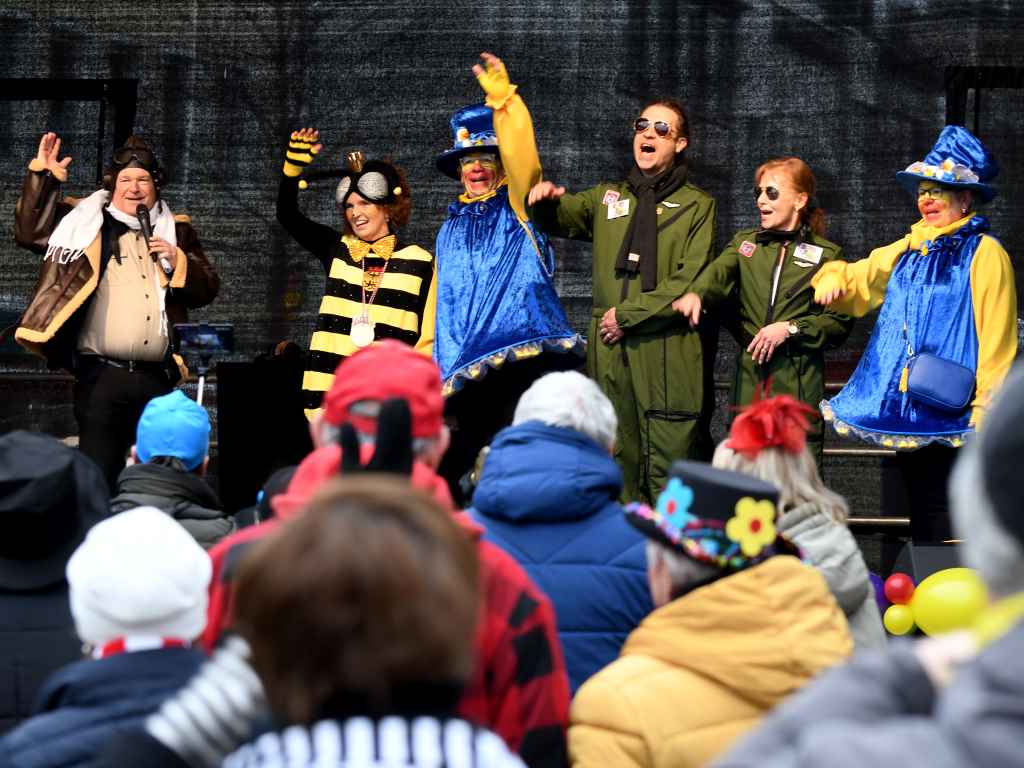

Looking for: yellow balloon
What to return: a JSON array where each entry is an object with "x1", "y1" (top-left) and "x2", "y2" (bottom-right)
[
  {"x1": 911, "y1": 567, "x2": 988, "y2": 636},
  {"x1": 883, "y1": 604, "x2": 916, "y2": 635}
]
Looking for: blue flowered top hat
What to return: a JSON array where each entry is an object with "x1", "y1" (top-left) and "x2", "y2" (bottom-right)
[
  {"x1": 436, "y1": 103, "x2": 500, "y2": 180},
  {"x1": 896, "y1": 125, "x2": 998, "y2": 203},
  {"x1": 625, "y1": 460, "x2": 788, "y2": 572}
]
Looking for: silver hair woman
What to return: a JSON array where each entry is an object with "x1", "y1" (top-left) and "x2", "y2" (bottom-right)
[{"x1": 712, "y1": 395, "x2": 886, "y2": 650}]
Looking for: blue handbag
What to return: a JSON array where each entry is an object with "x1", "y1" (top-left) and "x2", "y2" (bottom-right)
[{"x1": 906, "y1": 352, "x2": 976, "y2": 414}]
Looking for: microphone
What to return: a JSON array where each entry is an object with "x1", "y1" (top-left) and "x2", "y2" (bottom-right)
[{"x1": 136, "y1": 204, "x2": 173, "y2": 276}]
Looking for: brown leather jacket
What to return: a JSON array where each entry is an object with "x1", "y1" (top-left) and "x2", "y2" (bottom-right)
[{"x1": 14, "y1": 167, "x2": 220, "y2": 370}]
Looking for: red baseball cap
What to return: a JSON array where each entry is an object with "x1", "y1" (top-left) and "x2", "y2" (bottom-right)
[{"x1": 321, "y1": 341, "x2": 444, "y2": 439}]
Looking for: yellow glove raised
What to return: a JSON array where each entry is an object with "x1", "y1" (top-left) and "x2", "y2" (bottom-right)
[
  {"x1": 474, "y1": 53, "x2": 517, "y2": 109},
  {"x1": 283, "y1": 129, "x2": 321, "y2": 177}
]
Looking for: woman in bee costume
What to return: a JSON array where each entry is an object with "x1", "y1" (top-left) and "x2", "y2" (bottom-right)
[{"x1": 276, "y1": 129, "x2": 437, "y2": 419}]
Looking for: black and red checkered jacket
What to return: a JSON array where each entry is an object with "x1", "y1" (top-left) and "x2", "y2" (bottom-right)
[
  {"x1": 203, "y1": 445, "x2": 570, "y2": 768},
  {"x1": 459, "y1": 532, "x2": 571, "y2": 768}
]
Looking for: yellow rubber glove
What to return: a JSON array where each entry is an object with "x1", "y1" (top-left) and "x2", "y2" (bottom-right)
[
  {"x1": 474, "y1": 52, "x2": 517, "y2": 110},
  {"x1": 812, "y1": 270, "x2": 846, "y2": 304}
]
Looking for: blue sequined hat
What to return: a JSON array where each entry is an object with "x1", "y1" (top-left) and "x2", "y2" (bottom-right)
[
  {"x1": 435, "y1": 103, "x2": 500, "y2": 180},
  {"x1": 625, "y1": 460, "x2": 786, "y2": 573},
  {"x1": 895, "y1": 125, "x2": 998, "y2": 203}
]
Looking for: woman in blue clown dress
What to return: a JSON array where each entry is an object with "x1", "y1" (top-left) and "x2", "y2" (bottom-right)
[{"x1": 813, "y1": 125, "x2": 1017, "y2": 543}]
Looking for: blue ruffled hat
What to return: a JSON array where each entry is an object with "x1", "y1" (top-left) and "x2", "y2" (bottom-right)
[
  {"x1": 896, "y1": 125, "x2": 998, "y2": 203},
  {"x1": 435, "y1": 103, "x2": 499, "y2": 180}
]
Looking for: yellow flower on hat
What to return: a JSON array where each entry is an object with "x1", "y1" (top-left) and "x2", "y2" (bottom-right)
[
  {"x1": 942, "y1": 158, "x2": 955, "y2": 171},
  {"x1": 726, "y1": 497, "x2": 776, "y2": 557}
]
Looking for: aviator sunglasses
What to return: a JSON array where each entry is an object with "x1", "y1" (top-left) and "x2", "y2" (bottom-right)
[
  {"x1": 754, "y1": 185, "x2": 780, "y2": 201},
  {"x1": 633, "y1": 118, "x2": 674, "y2": 138}
]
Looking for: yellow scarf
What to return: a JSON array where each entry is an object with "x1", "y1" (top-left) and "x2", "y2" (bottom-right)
[{"x1": 458, "y1": 177, "x2": 509, "y2": 204}]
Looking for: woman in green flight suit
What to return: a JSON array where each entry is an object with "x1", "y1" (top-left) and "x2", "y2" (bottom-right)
[{"x1": 674, "y1": 157, "x2": 853, "y2": 459}]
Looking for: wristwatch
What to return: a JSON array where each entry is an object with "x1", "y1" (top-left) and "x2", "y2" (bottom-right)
[{"x1": 787, "y1": 323, "x2": 800, "y2": 337}]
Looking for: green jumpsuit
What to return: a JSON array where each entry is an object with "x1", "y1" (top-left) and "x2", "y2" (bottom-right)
[
  {"x1": 532, "y1": 181, "x2": 717, "y2": 504},
  {"x1": 689, "y1": 228, "x2": 854, "y2": 457}
]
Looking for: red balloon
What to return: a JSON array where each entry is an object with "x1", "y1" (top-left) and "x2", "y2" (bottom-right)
[{"x1": 884, "y1": 573, "x2": 915, "y2": 604}]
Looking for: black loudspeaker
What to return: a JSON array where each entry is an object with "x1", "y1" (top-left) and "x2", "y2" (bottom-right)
[
  {"x1": 891, "y1": 542, "x2": 961, "y2": 581},
  {"x1": 216, "y1": 356, "x2": 313, "y2": 513}
]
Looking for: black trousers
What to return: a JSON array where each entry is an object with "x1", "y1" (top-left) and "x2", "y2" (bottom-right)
[
  {"x1": 893, "y1": 443, "x2": 959, "y2": 543},
  {"x1": 73, "y1": 358, "x2": 173, "y2": 492}
]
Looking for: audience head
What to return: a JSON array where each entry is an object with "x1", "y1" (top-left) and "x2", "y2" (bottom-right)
[
  {"x1": 626, "y1": 460, "x2": 781, "y2": 606},
  {"x1": 66, "y1": 506, "x2": 211, "y2": 648},
  {"x1": 134, "y1": 390, "x2": 211, "y2": 475},
  {"x1": 513, "y1": 371, "x2": 618, "y2": 452},
  {"x1": 951, "y1": 364, "x2": 1024, "y2": 597},
  {"x1": 712, "y1": 395, "x2": 848, "y2": 524},
  {"x1": 315, "y1": 341, "x2": 448, "y2": 468},
  {"x1": 0, "y1": 431, "x2": 109, "y2": 591},
  {"x1": 233, "y1": 476, "x2": 479, "y2": 724}
]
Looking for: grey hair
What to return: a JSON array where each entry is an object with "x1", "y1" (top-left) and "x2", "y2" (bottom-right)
[
  {"x1": 950, "y1": 438, "x2": 1024, "y2": 598},
  {"x1": 712, "y1": 440, "x2": 849, "y2": 524},
  {"x1": 646, "y1": 540, "x2": 718, "y2": 592},
  {"x1": 513, "y1": 371, "x2": 618, "y2": 449}
]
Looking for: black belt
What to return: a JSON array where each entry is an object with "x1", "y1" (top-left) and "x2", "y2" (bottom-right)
[{"x1": 77, "y1": 353, "x2": 169, "y2": 374}]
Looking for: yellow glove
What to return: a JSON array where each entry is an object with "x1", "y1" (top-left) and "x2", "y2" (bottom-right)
[
  {"x1": 283, "y1": 129, "x2": 320, "y2": 177},
  {"x1": 474, "y1": 53, "x2": 517, "y2": 109},
  {"x1": 812, "y1": 270, "x2": 845, "y2": 304}
]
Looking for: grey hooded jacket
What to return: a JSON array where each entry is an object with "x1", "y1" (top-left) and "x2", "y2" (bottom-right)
[{"x1": 777, "y1": 502, "x2": 886, "y2": 651}]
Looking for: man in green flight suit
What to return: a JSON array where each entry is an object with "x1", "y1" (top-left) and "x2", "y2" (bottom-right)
[{"x1": 528, "y1": 99, "x2": 717, "y2": 504}]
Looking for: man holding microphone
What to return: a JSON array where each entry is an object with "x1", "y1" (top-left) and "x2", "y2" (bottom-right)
[{"x1": 14, "y1": 132, "x2": 219, "y2": 490}]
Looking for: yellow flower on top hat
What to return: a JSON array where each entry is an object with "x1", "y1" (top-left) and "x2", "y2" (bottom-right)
[
  {"x1": 942, "y1": 158, "x2": 955, "y2": 171},
  {"x1": 726, "y1": 497, "x2": 776, "y2": 557},
  {"x1": 456, "y1": 127, "x2": 470, "y2": 142}
]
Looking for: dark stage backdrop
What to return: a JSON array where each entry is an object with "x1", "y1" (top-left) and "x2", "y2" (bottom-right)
[{"x1": 0, "y1": 2, "x2": 1021, "y2": 515}]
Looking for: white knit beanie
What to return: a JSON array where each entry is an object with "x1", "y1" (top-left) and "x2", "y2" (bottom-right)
[{"x1": 66, "y1": 506, "x2": 212, "y2": 646}]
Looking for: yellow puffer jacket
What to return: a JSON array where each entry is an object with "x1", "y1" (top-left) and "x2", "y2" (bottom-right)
[{"x1": 568, "y1": 555, "x2": 853, "y2": 768}]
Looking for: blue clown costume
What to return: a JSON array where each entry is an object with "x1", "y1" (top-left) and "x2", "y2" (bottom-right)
[
  {"x1": 813, "y1": 126, "x2": 1017, "y2": 446},
  {"x1": 812, "y1": 125, "x2": 1017, "y2": 541},
  {"x1": 433, "y1": 65, "x2": 584, "y2": 500},
  {"x1": 434, "y1": 103, "x2": 583, "y2": 394}
]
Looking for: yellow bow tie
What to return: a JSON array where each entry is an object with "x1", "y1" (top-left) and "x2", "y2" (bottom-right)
[{"x1": 348, "y1": 235, "x2": 396, "y2": 263}]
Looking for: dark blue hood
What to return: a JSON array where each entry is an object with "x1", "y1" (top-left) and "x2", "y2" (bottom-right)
[{"x1": 471, "y1": 421, "x2": 623, "y2": 523}]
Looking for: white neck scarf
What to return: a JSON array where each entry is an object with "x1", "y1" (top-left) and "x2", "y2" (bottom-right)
[
  {"x1": 44, "y1": 190, "x2": 178, "y2": 265},
  {"x1": 44, "y1": 191, "x2": 180, "y2": 338}
]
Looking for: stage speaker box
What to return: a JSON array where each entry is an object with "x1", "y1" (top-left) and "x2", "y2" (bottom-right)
[
  {"x1": 891, "y1": 542, "x2": 961, "y2": 581},
  {"x1": 216, "y1": 355, "x2": 312, "y2": 513}
]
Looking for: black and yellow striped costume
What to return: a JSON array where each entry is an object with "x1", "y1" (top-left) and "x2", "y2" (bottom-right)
[{"x1": 276, "y1": 176, "x2": 436, "y2": 419}]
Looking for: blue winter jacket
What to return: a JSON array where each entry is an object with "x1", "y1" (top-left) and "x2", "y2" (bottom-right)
[
  {"x1": 0, "y1": 646, "x2": 204, "y2": 767},
  {"x1": 469, "y1": 421, "x2": 653, "y2": 693}
]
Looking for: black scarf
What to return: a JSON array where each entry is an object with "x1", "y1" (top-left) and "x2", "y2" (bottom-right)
[
  {"x1": 615, "y1": 161, "x2": 689, "y2": 292},
  {"x1": 755, "y1": 226, "x2": 803, "y2": 244}
]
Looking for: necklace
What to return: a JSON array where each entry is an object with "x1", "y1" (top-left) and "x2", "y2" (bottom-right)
[{"x1": 351, "y1": 247, "x2": 392, "y2": 349}]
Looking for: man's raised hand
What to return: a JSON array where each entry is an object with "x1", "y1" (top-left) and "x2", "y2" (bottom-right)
[
  {"x1": 283, "y1": 128, "x2": 322, "y2": 177},
  {"x1": 35, "y1": 132, "x2": 72, "y2": 180},
  {"x1": 527, "y1": 180, "x2": 566, "y2": 206}
]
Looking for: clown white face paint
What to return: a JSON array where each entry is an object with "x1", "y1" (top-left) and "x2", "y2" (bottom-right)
[
  {"x1": 917, "y1": 181, "x2": 971, "y2": 228},
  {"x1": 345, "y1": 192, "x2": 390, "y2": 242},
  {"x1": 459, "y1": 152, "x2": 502, "y2": 198}
]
